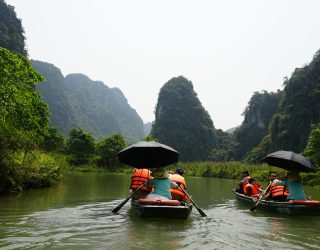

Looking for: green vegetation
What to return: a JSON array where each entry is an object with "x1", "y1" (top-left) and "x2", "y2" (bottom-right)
[
  {"x1": 176, "y1": 162, "x2": 320, "y2": 188},
  {"x1": 303, "y1": 125, "x2": 320, "y2": 169},
  {"x1": 0, "y1": 47, "x2": 65, "y2": 192},
  {"x1": 249, "y1": 51, "x2": 320, "y2": 160},
  {"x1": 96, "y1": 133, "x2": 126, "y2": 166},
  {"x1": 233, "y1": 90, "x2": 281, "y2": 160},
  {"x1": 66, "y1": 128, "x2": 96, "y2": 165},
  {"x1": 0, "y1": 0, "x2": 26, "y2": 55},
  {"x1": 151, "y1": 76, "x2": 216, "y2": 161},
  {"x1": 1, "y1": 0, "x2": 320, "y2": 193}
]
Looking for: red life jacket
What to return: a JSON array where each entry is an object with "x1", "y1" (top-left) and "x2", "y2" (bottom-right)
[
  {"x1": 270, "y1": 183, "x2": 289, "y2": 198},
  {"x1": 244, "y1": 183, "x2": 259, "y2": 196},
  {"x1": 130, "y1": 169, "x2": 152, "y2": 191},
  {"x1": 169, "y1": 174, "x2": 187, "y2": 202}
]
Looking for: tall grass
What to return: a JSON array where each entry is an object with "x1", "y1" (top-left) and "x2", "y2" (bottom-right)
[{"x1": 174, "y1": 161, "x2": 320, "y2": 188}]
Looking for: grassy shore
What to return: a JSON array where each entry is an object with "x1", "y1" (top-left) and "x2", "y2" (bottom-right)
[
  {"x1": 70, "y1": 161, "x2": 320, "y2": 188},
  {"x1": 175, "y1": 161, "x2": 320, "y2": 188}
]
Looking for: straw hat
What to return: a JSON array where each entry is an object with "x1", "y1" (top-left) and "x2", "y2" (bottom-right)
[
  {"x1": 151, "y1": 168, "x2": 168, "y2": 178},
  {"x1": 287, "y1": 171, "x2": 302, "y2": 182}
]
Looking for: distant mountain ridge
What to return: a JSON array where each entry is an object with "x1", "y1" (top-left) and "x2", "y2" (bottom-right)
[{"x1": 32, "y1": 60, "x2": 145, "y2": 142}]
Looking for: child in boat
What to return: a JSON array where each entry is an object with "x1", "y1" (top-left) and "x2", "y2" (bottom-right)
[{"x1": 146, "y1": 168, "x2": 178, "y2": 200}]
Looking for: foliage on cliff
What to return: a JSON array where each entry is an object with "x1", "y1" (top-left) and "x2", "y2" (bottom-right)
[
  {"x1": 0, "y1": 0, "x2": 26, "y2": 55},
  {"x1": 151, "y1": 76, "x2": 216, "y2": 161}
]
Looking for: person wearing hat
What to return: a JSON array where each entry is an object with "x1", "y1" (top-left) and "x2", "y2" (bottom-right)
[
  {"x1": 274, "y1": 171, "x2": 306, "y2": 200},
  {"x1": 169, "y1": 168, "x2": 187, "y2": 201},
  {"x1": 146, "y1": 168, "x2": 178, "y2": 200}
]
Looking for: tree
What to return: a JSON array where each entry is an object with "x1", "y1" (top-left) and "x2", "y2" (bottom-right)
[
  {"x1": 303, "y1": 125, "x2": 320, "y2": 169},
  {"x1": 41, "y1": 127, "x2": 65, "y2": 152},
  {"x1": 210, "y1": 129, "x2": 238, "y2": 162},
  {"x1": 96, "y1": 133, "x2": 126, "y2": 166},
  {"x1": 0, "y1": 47, "x2": 49, "y2": 163},
  {"x1": 151, "y1": 76, "x2": 216, "y2": 161},
  {"x1": 66, "y1": 128, "x2": 95, "y2": 164}
]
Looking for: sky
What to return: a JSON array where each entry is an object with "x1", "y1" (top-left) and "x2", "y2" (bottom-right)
[{"x1": 6, "y1": 0, "x2": 320, "y2": 130}]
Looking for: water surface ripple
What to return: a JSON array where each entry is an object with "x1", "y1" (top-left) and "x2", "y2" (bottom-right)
[{"x1": 0, "y1": 173, "x2": 319, "y2": 249}]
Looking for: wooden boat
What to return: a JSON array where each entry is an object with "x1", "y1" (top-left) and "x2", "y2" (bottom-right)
[
  {"x1": 234, "y1": 190, "x2": 320, "y2": 215},
  {"x1": 131, "y1": 198, "x2": 193, "y2": 219}
]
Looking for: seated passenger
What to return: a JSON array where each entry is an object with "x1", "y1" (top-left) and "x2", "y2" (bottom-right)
[
  {"x1": 146, "y1": 168, "x2": 178, "y2": 200},
  {"x1": 243, "y1": 178, "x2": 259, "y2": 197},
  {"x1": 265, "y1": 174, "x2": 289, "y2": 201},
  {"x1": 269, "y1": 172, "x2": 280, "y2": 183},
  {"x1": 130, "y1": 168, "x2": 152, "y2": 200},
  {"x1": 169, "y1": 168, "x2": 187, "y2": 202},
  {"x1": 235, "y1": 170, "x2": 250, "y2": 194},
  {"x1": 274, "y1": 171, "x2": 306, "y2": 201},
  {"x1": 252, "y1": 179, "x2": 263, "y2": 194}
]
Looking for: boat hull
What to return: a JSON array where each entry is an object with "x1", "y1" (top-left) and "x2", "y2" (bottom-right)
[
  {"x1": 234, "y1": 190, "x2": 320, "y2": 215},
  {"x1": 131, "y1": 200, "x2": 192, "y2": 219}
]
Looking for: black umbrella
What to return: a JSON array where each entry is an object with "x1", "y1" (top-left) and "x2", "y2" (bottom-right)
[
  {"x1": 118, "y1": 141, "x2": 179, "y2": 168},
  {"x1": 262, "y1": 150, "x2": 316, "y2": 173}
]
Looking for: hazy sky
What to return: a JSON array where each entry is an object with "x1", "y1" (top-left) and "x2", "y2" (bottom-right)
[{"x1": 6, "y1": 0, "x2": 320, "y2": 130}]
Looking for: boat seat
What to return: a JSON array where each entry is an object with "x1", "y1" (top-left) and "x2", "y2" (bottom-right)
[{"x1": 138, "y1": 198, "x2": 180, "y2": 206}]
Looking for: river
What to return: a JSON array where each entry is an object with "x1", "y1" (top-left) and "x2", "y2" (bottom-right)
[{"x1": 0, "y1": 172, "x2": 319, "y2": 249}]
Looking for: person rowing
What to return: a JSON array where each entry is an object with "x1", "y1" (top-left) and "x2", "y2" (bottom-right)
[
  {"x1": 130, "y1": 168, "x2": 153, "y2": 200},
  {"x1": 169, "y1": 168, "x2": 187, "y2": 202}
]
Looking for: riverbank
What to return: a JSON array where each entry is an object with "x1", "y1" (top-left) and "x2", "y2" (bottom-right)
[
  {"x1": 0, "y1": 152, "x2": 67, "y2": 193},
  {"x1": 70, "y1": 161, "x2": 320, "y2": 188}
]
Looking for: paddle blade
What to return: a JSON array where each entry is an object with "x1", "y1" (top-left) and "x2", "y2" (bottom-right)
[
  {"x1": 112, "y1": 206, "x2": 121, "y2": 214},
  {"x1": 198, "y1": 208, "x2": 207, "y2": 217},
  {"x1": 112, "y1": 197, "x2": 130, "y2": 213},
  {"x1": 250, "y1": 206, "x2": 257, "y2": 212}
]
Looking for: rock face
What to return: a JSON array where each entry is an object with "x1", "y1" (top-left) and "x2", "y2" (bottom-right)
[
  {"x1": 32, "y1": 60, "x2": 144, "y2": 142},
  {"x1": 151, "y1": 76, "x2": 216, "y2": 161}
]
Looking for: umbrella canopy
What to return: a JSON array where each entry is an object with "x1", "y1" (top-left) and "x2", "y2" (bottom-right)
[
  {"x1": 262, "y1": 150, "x2": 316, "y2": 173},
  {"x1": 118, "y1": 141, "x2": 179, "y2": 168}
]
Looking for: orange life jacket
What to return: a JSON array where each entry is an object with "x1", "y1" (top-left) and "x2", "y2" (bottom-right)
[
  {"x1": 253, "y1": 183, "x2": 262, "y2": 190},
  {"x1": 169, "y1": 174, "x2": 187, "y2": 202},
  {"x1": 240, "y1": 176, "x2": 251, "y2": 192},
  {"x1": 269, "y1": 183, "x2": 289, "y2": 198},
  {"x1": 244, "y1": 183, "x2": 259, "y2": 196},
  {"x1": 130, "y1": 168, "x2": 152, "y2": 191}
]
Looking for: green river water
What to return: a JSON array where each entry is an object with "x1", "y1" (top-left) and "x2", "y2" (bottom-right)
[{"x1": 0, "y1": 172, "x2": 319, "y2": 249}]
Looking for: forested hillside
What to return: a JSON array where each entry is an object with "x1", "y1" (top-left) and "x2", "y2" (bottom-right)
[
  {"x1": 151, "y1": 76, "x2": 216, "y2": 161},
  {"x1": 233, "y1": 90, "x2": 281, "y2": 160},
  {"x1": 32, "y1": 60, "x2": 145, "y2": 142},
  {"x1": 32, "y1": 60, "x2": 78, "y2": 135},
  {"x1": 65, "y1": 73, "x2": 144, "y2": 141},
  {"x1": 247, "y1": 50, "x2": 320, "y2": 163}
]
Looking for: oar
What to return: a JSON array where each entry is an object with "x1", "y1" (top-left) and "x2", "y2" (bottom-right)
[
  {"x1": 250, "y1": 182, "x2": 272, "y2": 212},
  {"x1": 179, "y1": 186, "x2": 207, "y2": 217},
  {"x1": 112, "y1": 182, "x2": 146, "y2": 213}
]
